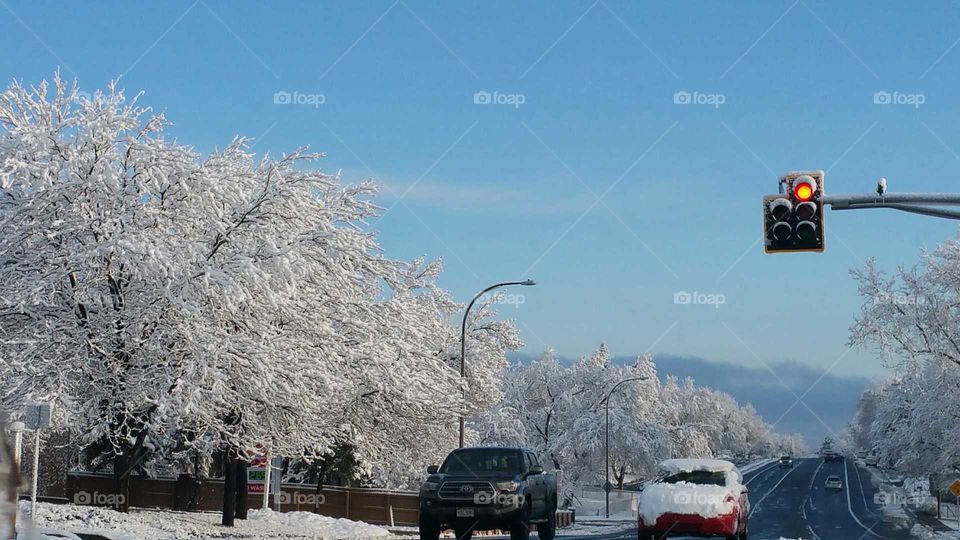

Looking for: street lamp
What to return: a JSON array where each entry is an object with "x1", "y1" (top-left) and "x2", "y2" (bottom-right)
[
  {"x1": 602, "y1": 376, "x2": 648, "y2": 518},
  {"x1": 459, "y1": 279, "x2": 536, "y2": 448}
]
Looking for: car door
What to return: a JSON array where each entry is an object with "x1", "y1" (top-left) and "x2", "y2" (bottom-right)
[{"x1": 525, "y1": 452, "x2": 545, "y2": 517}]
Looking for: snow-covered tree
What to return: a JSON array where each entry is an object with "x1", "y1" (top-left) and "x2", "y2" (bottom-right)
[
  {"x1": 475, "y1": 346, "x2": 794, "y2": 501},
  {"x1": 847, "y1": 230, "x2": 960, "y2": 475},
  {"x1": 0, "y1": 74, "x2": 518, "y2": 510}
]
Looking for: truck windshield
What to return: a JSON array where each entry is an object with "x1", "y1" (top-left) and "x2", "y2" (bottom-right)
[
  {"x1": 440, "y1": 449, "x2": 522, "y2": 474},
  {"x1": 659, "y1": 470, "x2": 727, "y2": 486}
]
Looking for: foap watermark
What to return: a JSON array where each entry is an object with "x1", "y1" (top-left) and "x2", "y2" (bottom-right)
[
  {"x1": 672, "y1": 491, "x2": 724, "y2": 506},
  {"x1": 473, "y1": 90, "x2": 526, "y2": 108},
  {"x1": 75, "y1": 490, "x2": 126, "y2": 508},
  {"x1": 873, "y1": 91, "x2": 925, "y2": 108},
  {"x1": 874, "y1": 491, "x2": 919, "y2": 507},
  {"x1": 674, "y1": 290, "x2": 726, "y2": 309},
  {"x1": 477, "y1": 291, "x2": 526, "y2": 309},
  {"x1": 871, "y1": 291, "x2": 925, "y2": 306},
  {"x1": 274, "y1": 90, "x2": 326, "y2": 108},
  {"x1": 673, "y1": 90, "x2": 726, "y2": 108},
  {"x1": 475, "y1": 491, "x2": 523, "y2": 508},
  {"x1": 278, "y1": 491, "x2": 326, "y2": 506}
]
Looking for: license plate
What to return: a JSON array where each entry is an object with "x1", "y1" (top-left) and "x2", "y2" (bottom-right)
[{"x1": 456, "y1": 508, "x2": 475, "y2": 517}]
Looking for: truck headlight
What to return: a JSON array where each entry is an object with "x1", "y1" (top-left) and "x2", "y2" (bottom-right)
[
  {"x1": 421, "y1": 481, "x2": 440, "y2": 492},
  {"x1": 496, "y1": 481, "x2": 520, "y2": 492}
]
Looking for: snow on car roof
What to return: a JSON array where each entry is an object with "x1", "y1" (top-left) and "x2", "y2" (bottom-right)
[{"x1": 659, "y1": 458, "x2": 736, "y2": 474}]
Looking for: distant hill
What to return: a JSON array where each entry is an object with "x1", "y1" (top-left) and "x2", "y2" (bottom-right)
[{"x1": 506, "y1": 351, "x2": 870, "y2": 448}]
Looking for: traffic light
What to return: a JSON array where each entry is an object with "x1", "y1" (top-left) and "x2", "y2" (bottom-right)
[{"x1": 763, "y1": 171, "x2": 824, "y2": 253}]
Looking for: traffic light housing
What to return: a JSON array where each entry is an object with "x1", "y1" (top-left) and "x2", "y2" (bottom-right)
[{"x1": 763, "y1": 171, "x2": 824, "y2": 253}]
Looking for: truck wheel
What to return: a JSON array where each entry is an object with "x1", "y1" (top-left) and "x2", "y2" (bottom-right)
[
  {"x1": 418, "y1": 514, "x2": 440, "y2": 540},
  {"x1": 537, "y1": 506, "x2": 556, "y2": 540},
  {"x1": 510, "y1": 502, "x2": 531, "y2": 540}
]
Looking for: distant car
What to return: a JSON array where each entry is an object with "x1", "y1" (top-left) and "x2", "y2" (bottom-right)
[
  {"x1": 825, "y1": 476, "x2": 843, "y2": 490},
  {"x1": 855, "y1": 451, "x2": 867, "y2": 460},
  {"x1": 638, "y1": 459, "x2": 749, "y2": 540},
  {"x1": 865, "y1": 455, "x2": 879, "y2": 467},
  {"x1": 778, "y1": 456, "x2": 793, "y2": 467},
  {"x1": 823, "y1": 450, "x2": 843, "y2": 462}
]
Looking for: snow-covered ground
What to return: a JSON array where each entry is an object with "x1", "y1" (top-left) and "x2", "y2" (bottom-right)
[
  {"x1": 555, "y1": 519, "x2": 634, "y2": 536},
  {"x1": 19, "y1": 501, "x2": 391, "y2": 540},
  {"x1": 912, "y1": 523, "x2": 960, "y2": 539},
  {"x1": 569, "y1": 488, "x2": 638, "y2": 519},
  {"x1": 738, "y1": 458, "x2": 775, "y2": 475}
]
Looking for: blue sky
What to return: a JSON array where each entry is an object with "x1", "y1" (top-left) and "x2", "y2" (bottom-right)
[{"x1": 4, "y1": 0, "x2": 960, "y2": 381}]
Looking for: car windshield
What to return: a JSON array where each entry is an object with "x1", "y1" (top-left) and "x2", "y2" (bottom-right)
[
  {"x1": 827, "y1": 476, "x2": 841, "y2": 482},
  {"x1": 780, "y1": 456, "x2": 791, "y2": 460},
  {"x1": 659, "y1": 470, "x2": 727, "y2": 486},
  {"x1": 440, "y1": 449, "x2": 523, "y2": 474}
]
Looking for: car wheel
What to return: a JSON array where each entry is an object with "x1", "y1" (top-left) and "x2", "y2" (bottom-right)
[
  {"x1": 538, "y1": 503, "x2": 556, "y2": 540},
  {"x1": 418, "y1": 513, "x2": 441, "y2": 540},
  {"x1": 510, "y1": 501, "x2": 531, "y2": 540}
]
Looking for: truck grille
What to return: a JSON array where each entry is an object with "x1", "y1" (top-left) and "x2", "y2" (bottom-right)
[{"x1": 438, "y1": 480, "x2": 496, "y2": 501}]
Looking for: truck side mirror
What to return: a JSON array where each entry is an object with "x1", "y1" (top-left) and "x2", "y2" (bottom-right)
[
  {"x1": 427, "y1": 465, "x2": 439, "y2": 474},
  {"x1": 529, "y1": 465, "x2": 544, "y2": 475}
]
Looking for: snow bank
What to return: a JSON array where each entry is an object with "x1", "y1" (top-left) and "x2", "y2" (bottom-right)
[
  {"x1": 21, "y1": 501, "x2": 391, "y2": 540},
  {"x1": 637, "y1": 482, "x2": 736, "y2": 525},
  {"x1": 738, "y1": 458, "x2": 775, "y2": 475},
  {"x1": 911, "y1": 522, "x2": 960, "y2": 539}
]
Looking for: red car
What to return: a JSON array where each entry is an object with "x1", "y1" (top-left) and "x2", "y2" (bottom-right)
[{"x1": 637, "y1": 459, "x2": 749, "y2": 540}]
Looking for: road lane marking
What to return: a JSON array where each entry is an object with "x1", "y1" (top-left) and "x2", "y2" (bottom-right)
[
  {"x1": 850, "y1": 460, "x2": 882, "y2": 519},
  {"x1": 844, "y1": 458, "x2": 891, "y2": 539},
  {"x1": 739, "y1": 458, "x2": 776, "y2": 476},
  {"x1": 748, "y1": 457, "x2": 801, "y2": 518},
  {"x1": 744, "y1": 461, "x2": 781, "y2": 486},
  {"x1": 800, "y1": 459, "x2": 824, "y2": 540},
  {"x1": 744, "y1": 462, "x2": 778, "y2": 483}
]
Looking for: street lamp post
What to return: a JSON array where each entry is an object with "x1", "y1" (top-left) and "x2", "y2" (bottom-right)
[
  {"x1": 603, "y1": 376, "x2": 648, "y2": 518},
  {"x1": 459, "y1": 279, "x2": 536, "y2": 448}
]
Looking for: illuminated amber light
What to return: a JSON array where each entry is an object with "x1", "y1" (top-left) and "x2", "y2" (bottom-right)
[{"x1": 794, "y1": 182, "x2": 814, "y2": 201}]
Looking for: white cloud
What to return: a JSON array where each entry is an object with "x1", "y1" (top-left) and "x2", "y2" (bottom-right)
[{"x1": 374, "y1": 177, "x2": 591, "y2": 216}]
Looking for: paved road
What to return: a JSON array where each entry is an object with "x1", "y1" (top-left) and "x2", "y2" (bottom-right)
[{"x1": 559, "y1": 458, "x2": 918, "y2": 540}]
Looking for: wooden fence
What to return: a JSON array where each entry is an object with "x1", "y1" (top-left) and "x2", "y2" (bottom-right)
[{"x1": 66, "y1": 472, "x2": 420, "y2": 526}]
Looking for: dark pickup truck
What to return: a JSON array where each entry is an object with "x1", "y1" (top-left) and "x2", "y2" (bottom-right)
[{"x1": 418, "y1": 447, "x2": 558, "y2": 540}]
